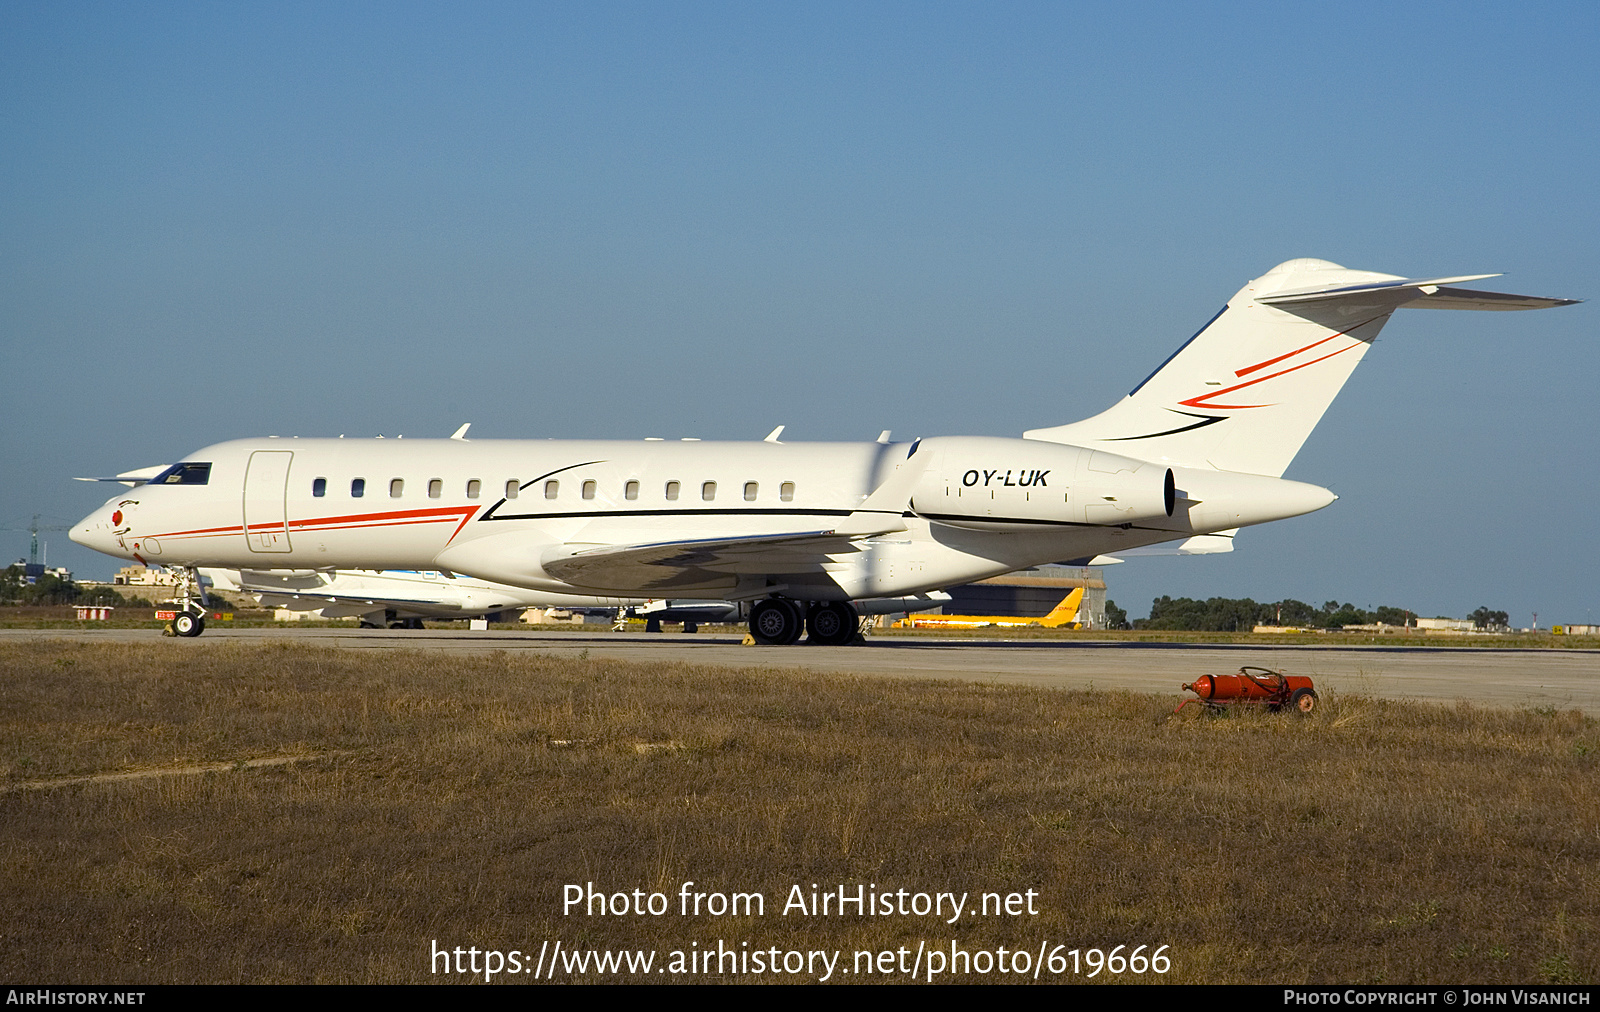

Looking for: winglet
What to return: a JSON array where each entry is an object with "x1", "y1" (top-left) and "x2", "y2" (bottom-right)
[{"x1": 833, "y1": 447, "x2": 926, "y2": 537}]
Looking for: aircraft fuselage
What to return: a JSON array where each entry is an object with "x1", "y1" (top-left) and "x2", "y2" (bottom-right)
[{"x1": 71, "y1": 434, "x2": 1334, "y2": 602}]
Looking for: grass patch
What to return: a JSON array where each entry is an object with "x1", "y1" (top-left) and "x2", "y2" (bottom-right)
[{"x1": 0, "y1": 640, "x2": 1595, "y2": 984}]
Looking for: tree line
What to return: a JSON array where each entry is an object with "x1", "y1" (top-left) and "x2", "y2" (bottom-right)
[
  {"x1": 0, "y1": 565, "x2": 143, "y2": 607},
  {"x1": 1101, "y1": 596, "x2": 1508, "y2": 632}
]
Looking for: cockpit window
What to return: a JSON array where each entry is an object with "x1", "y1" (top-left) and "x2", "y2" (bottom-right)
[{"x1": 150, "y1": 462, "x2": 212, "y2": 486}]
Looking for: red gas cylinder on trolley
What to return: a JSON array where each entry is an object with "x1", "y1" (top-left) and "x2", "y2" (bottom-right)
[{"x1": 1178, "y1": 666, "x2": 1318, "y2": 713}]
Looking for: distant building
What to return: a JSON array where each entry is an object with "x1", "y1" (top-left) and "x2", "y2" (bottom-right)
[
  {"x1": 9, "y1": 560, "x2": 71, "y2": 585},
  {"x1": 1415, "y1": 617, "x2": 1476, "y2": 632},
  {"x1": 113, "y1": 565, "x2": 181, "y2": 587}
]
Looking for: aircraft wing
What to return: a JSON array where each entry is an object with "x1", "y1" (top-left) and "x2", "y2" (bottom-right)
[
  {"x1": 73, "y1": 465, "x2": 170, "y2": 487},
  {"x1": 544, "y1": 450, "x2": 924, "y2": 591},
  {"x1": 544, "y1": 528, "x2": 884, "y2": 591}
]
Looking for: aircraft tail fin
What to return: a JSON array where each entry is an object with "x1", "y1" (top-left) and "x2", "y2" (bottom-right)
[
  {"x1": 1039, "y1": 587, "x2": 1085, "y2": 628},
  {"x1": 1024, "y1": 259, "x2": 1577, "y2": 477}
]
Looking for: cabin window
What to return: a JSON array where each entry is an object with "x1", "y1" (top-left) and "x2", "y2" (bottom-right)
[
  {"x1": 582, "y1": 480, "x2": 596, "y2": 500},
  {"x1": 351, "y1": 478, "x2": 365, "y2": 498},
  {"x1": 743, "y1": 481, "x2": 758, "y2": 501},
  {"x1": 624, "y1": 480, "x2": 639, "y2": 501},
  {"x1": 466, "y1": 479, "x2": 481, "y2": 499},
  {"x1": 505, "y1": 480, "x2": 519, "y2": 499},
  {"x1": 780, "y1": 482, "x2": 795, "y2": 502},
  {"x1": 544, "y1": 480, "x2": 559, "y2": 499},
  {"x1": 665, "y1": 481, "x2": 680, "y2": 501},
  {"x1": 390, "y1": 478, "x2": 404, "y2": 498},
  {"x1": 428, "y1": 479, "x2": 442, "y2": 499},
  {"x1": 702, "y1": 481, "x2": 717, "y2": 501},
  {"x1": 312, "y1": 478, "x2": 326, "y2": 498}
]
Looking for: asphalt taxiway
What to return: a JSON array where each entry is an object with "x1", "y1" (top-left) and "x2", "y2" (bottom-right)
[{"x1": 8, "y1": 626, "x2": 1598, "y2": 711}]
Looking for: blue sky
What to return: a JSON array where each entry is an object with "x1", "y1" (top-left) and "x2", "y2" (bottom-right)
[{"x1": 4, "y1": 2, "x2": 1596, "y2": 623}]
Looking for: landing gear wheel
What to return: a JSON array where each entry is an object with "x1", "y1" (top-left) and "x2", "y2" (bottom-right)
[
  {"x1": 806, "y1": 602, "x2": 859, "y2": 646},
  {"x1": 749, "y1": 599, "x2": 804, "y2": 645},
  {"x1": 1290, "y1": 687, "x2": 1318, "y2": 714},
  {"x1": 173, "y1": 612, "x2": 205, "y2": 638}
]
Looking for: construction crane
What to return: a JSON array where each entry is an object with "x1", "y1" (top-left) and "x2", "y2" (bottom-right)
[{"x1": 1, "y1": 514, "x2": 72, "y2": 568}]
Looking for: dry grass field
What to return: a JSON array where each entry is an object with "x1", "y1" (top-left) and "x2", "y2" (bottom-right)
[{"x1": 1, "y1": 639, "x2": 1595, "y2": 984}]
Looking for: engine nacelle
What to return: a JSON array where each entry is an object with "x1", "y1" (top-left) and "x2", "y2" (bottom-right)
[{"x1": 909, "y1": 437, "x2": 1173, "y2": 529}]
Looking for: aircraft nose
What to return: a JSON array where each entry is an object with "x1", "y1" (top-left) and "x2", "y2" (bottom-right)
[{"x1": 71, "y1": 507, "x2": 123, "y2": 557}]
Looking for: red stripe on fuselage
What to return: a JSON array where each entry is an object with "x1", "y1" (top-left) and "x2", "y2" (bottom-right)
[{"x1": 153, "y1": 505, "x2": 480, "y2": 542}]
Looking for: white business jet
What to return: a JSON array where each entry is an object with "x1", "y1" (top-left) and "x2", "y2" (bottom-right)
[{"x1": 72, "y1": 259, "x2": 1575, "y2": 642}]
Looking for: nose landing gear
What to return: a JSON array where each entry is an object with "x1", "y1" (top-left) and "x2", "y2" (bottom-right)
[{"x1": 164, "y1": 566, "x2": 211, "y2": 638}]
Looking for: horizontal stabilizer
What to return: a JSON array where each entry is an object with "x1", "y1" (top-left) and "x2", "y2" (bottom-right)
[
  {"x1": 1256, "y1": 274, "x2": 1500, "y2": 305},
  {"x1": 1405, "y1": 287, "x2": 1581, "y2": 311},
  {"x1": 1259, "y1": 275, "x2": 1577, "y2": 311}
]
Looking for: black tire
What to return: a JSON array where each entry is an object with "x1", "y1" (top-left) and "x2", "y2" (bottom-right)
[
  {"x1": 174, "y1": 612, "x2": 204, "y2": 637},
  {"x1": 806, "y1": 602, "x2": 859, "y2": 646},
  {"x1": 750, "y1": 599, "x2": 803, "y2": 645},
  {"x1": 1289, "y1": 687, "x2": 1318, "y2": 714}
]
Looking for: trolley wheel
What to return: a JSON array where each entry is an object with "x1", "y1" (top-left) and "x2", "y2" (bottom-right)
[{"x1": 1289, "y1": 687, "x2": 1318, "y2": 713}]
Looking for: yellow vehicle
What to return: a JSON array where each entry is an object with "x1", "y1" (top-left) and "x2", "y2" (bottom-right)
[{"x1": 894, "y1": 587, "x2": 1084, "y2": 629}]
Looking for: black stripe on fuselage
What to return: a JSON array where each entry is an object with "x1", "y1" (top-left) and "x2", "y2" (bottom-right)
[
  {"x1": 480, "y1": 460, "x2": 606, "y2": 522},
  {"x1": 481, "y1": 507, "x2": 857, "y2": 522},
  {"x1": 479, "y1": 502, "x2": 1169, "y2": 533}
]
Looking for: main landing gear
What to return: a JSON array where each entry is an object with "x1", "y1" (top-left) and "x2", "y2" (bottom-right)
[{"x1": 748, "y1": 599, "x2": 860, "y2": 646}]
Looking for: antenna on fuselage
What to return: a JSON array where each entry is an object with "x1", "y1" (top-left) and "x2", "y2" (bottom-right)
[
  {"x1": 764, "y1": 426, "x2": 784, "y2": 443},
  {"x1": 451, "y1": 423, "x2": 472, "y2": 440}
]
